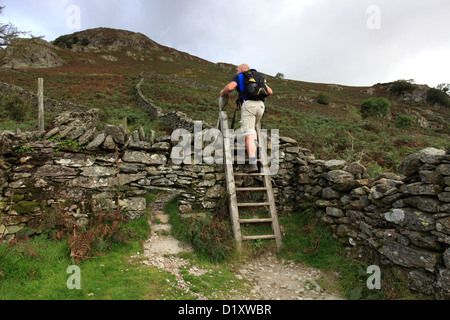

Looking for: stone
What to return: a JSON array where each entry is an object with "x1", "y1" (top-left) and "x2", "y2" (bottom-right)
[
  {"x1": 403, "y1": 196, "x2": 442, "y2": 212},
  {"x1": 438, "y1": 192, "x2": 450, "y2": 203},
  {"x1": 86, "y1": 133, "x2": 106, "y2": 150},
  {"x1": 404, "y1": 183, "x2": 443, "y2": 196},
  {"x1": 379, "y1": 240, "x2": 440, "y2": 271},
  {"x1": 324, "y1": 160, "x2": 346, "y2": 170},
  {"x1": 444, "y1": 248, "x2": 450, "y2": 268},
  {"x1": 398, "y1": 147, "x2": 446, "y2": 176},
  {"x1": 102, "y1": 135, "x2": 116, "y2": 150},
  {"x1": 280, "y1": 136, "x2": 298, "y2": 145},
  {"x1": 81, "y1": 166, "x2": 117, "y2": 177},
  {"x1": 436, "y1": 217, "x2": 450, "y2": 235},
  {"x1": 326, "y1": 170, "x2": 354, "y2": 185},
  {"x1": 384, "y1": 208, "x2": 435, "y2": 232},
  {"x1": 34, "y1": 165, "x2": 77, "y2": 177},
  {"x1": 205, "y1": 185, "x2": 225, "y2": 199},
  {"x1": 346, "y1": 162, "x2": 367, "y2": 179},
  {"x1": 419, "y1": 170, "x2": 443, "y2": 184},
  {"x1": 326, "y1": 207, "x2": 344, "y2": 218},
  {"x1": 122, "y1": 151, "x2": 167, "y2": 165},
  {"x1": 78, "y1": 128, "x2": 96, "y2": 146},
  {"x1": 436, "y1": 268, "x2": 450, "y2": 294},
  {"x1": 408, "y1": 270, "x2": 437, "y2": 296},
  {"x1": 55, "y1": 154, "x2": 95, "y2": 167},
  {"x1": 322, "y1": 187, "x2": 340, "y2": 199},
  {"x1": 437, "y1": 164, "x2": 450, "y2": 176}
]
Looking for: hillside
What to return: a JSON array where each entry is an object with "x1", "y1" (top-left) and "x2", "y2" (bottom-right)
[{"x1": 1, "y1": 27, "x2": 448, "y2": 174}]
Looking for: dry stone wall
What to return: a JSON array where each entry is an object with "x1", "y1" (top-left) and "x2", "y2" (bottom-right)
[{"x1": 0, "y1": 81, "x2": 449, "y2": 298}]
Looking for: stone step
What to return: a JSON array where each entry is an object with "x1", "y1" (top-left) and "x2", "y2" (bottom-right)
[
  {"x1": 153, "y1": 224, "x2": 172, "y2": 234},
  {"x1": 155, "y1": 213, "x2": 170, "y2": 224}
]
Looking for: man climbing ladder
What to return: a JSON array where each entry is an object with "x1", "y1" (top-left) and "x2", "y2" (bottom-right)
[{"x1": 220, "y1": 64, "x2": 273, "y2": 173}]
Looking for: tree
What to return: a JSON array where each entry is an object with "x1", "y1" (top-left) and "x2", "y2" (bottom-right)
[
  {"x1": 0, "y1": 6, "x2": 31, "y2": 66},
  {"x1": 436, "y1": 83, "x2": 450, "y2": 96},
  {"x1": 275, "y1": 72, "x2": 285, "y2": 79}
]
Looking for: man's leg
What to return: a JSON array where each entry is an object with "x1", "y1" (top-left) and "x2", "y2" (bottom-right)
[{"x1": 246, "y1": 133, "x2": 258, "y2": 164}]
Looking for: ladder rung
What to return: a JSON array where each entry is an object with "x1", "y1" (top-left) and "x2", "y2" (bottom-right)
[
  {"x1": 235, "y1": 187, "x2": 268, "y2": 192},
  {"x1": 243, "y1": 235, "x2": 276, "y2": 241},
  {"x1": 239, "y1": 218, "x2": 273, "y2": 224},
  {"x1": 237, "y1": 202, "x2": 271, "y2": 207}
]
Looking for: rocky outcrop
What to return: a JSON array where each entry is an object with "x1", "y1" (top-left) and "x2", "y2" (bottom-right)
[{"x1": 3, "y1": 38, "x2": 64, "y2": 69}]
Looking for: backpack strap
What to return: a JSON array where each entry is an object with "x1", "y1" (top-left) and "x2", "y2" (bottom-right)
[{"x1": 238, "y1": 73, "x2": 247, "y2": 101}]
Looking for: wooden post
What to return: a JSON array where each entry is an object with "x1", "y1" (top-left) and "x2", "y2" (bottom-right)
[{"x1": 38, "y1": 78, "x2": 44, "y2": 132}]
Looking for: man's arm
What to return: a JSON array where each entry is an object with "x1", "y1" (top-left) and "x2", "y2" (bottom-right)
[
  {"x1": 267, "y1": 85, "x2": 273, "y2": 96},
  {"x1": 220, "y1": 81, "x2": 238, "y2": 97}
]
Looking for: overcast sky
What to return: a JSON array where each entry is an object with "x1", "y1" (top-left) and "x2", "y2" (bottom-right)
[{"x1": 2, "y1": 0, "x2": 450, "y2": 87}]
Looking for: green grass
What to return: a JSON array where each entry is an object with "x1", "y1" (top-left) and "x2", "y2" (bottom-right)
[{"x1": 0, "y1": 231, "x2": 181, "y2": 300}]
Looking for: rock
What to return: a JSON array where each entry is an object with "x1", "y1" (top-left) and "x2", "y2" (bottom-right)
[
  {"x1": 81, "y1": 166, "x2": 116, "y2": 177},
  {"x1": 437, "y1": 164, "x2": 450, "y2": 176},
  {"x1": 346, "y1": 162, "x2": 367, "y2": 179},
  {"x1": 104, "y1": 125, "x2": 125, "y2": 145},
  {"x1": 326, "y1": 170, "x2": 354, "y2": 184},
  {"x1": 86, "y1": 133, "x2": 106, "y2": 150},
  {"x1": 78, "y1": 128, "x2": 96, "y2": 146},
  {"x1": 402, "y1": 196, "x2": 442, "y2": 212},
  {"x1": 379, "y1": 240, "x2": 440, "y2": 271},
  {"x1": 408, "y1": 270, "x2": 437, "y2": 296},
  {"x1": 34, "y1": 165, "x2": 77, "y2": 177},
  {"x1": 322, "y1": 187, "x2": 340, "y2": 200},
  {"x1": 439, "y1": 192, "x2": 450, "y2": 203},
  {"x1": 398, "y1": 147, "x2": 446, "y2": 176},
  {"x1": 326, "y1": 207, "x2": 344, "y2": 218},
  {"x1": 324, "y1": 160, "x2": 346, "y2": 170},
  {"x1": 404, "y1": 183, "x2": 443, "y2": 196},
  {"x1": 384, "y1": 208, "x2": 435, "y2": 232},
  {"x1": 444, "y1": 248, "x2": 450, "y2": 268},
  {"x1": 102, "y1": 135, "x2": 116, "y2": 150},
  {"x1": 436, "y1": 268, "x2": 450, "y2": 294},
  {"x1": 122, "y1": 150, "x2": 167, "y2": 165}
]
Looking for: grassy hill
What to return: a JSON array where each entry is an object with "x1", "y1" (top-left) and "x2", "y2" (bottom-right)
[{"x1": 1, "y1": 27, "x2": 448, "y2": 176}]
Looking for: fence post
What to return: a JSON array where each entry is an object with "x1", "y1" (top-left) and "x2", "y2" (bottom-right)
[{"x1": 38, "y1": 78, "x2": 44, "y2": 132}]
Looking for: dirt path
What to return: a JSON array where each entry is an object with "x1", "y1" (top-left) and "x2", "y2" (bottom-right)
[{"x1": 135, "y1": 191, "x2": 344, "y2": 300}]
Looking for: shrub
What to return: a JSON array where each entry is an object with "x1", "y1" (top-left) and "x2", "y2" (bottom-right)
[
  {"x1": 395, "y1": 115, "x2": 415, "y2": 129},
  {"x1": 360, "y1": 97, "x2": 390, "y2": 119},
  {"x1": 0, "y1": 94, "x2": 31, "y2": 122},
  {"x1": 316, "y1": 92, "x2": 330, "y2": 105},
  {"x1": 389, "y1": 80, "x2": 416, "y2": 95},
  {"x1": 427, "y1": 88, "x2": 450, "y2": 108},
  {"x1": 167, "y1": 195, "x2": 234, "y2": 262}
]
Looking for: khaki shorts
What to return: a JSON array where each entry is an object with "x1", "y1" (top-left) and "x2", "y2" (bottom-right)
[{"x1": 239, "y1": 100, "x2": 265, "y2": 136}]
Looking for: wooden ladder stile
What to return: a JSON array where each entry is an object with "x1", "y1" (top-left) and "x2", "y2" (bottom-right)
[{"x1": 219, "y1": 111, "x2": 282, "y2": 252}]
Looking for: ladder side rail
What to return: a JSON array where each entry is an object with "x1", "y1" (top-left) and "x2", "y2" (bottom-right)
[
  {"x1": 256, "y1": 122, "x2": 283, "y2": 250},
  {"x1": 220, "y1": 111, "x2": 242, "y2": 251}
]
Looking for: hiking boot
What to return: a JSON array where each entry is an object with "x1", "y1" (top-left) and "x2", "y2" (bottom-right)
[{"x1": 245, "y1": 164, "x2": 259, "y2": 173}]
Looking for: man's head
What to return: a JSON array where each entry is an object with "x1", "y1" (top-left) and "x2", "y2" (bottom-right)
[{"x1": 236, "y1": 64, "x2": 250, "y2": 75}]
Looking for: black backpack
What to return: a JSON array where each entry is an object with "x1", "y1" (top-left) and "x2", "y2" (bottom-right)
[{"x1": 238, "y1": 69, "x2": 269, "y2": 102}]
